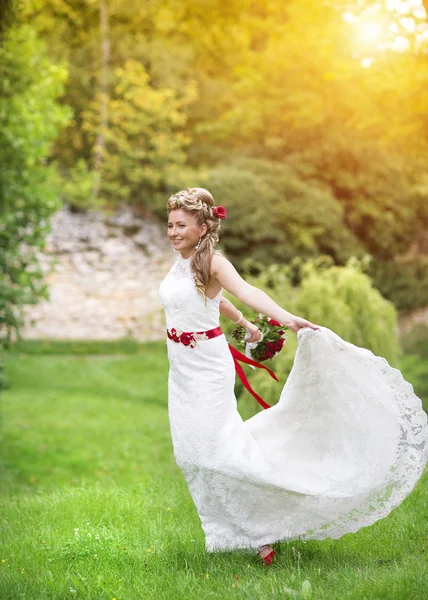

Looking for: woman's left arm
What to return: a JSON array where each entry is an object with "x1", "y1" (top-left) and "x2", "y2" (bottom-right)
[{"x1": 212, "y1": 255, "x2": 319, "y2": 333}]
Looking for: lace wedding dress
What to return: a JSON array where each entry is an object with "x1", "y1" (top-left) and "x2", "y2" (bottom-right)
[{"x1": 159, "y1": 253, "x2": 428, "y2": 553}]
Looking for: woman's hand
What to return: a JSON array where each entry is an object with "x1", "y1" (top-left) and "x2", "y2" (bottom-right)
[
  {"x1": 286, "y1": 316, "x2": 320, "y2": 334},
  {"x1": 244, "y1": 321, "x2": 263, "y2": 343}
]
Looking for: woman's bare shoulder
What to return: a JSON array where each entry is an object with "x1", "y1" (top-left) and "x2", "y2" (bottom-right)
[{"x1": 211, "y1": 251, "x2": 230, "y2": 271}]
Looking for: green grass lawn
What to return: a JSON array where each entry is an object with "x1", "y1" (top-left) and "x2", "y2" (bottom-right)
[{"x1": 1, "y1": 341, "x2": 427, "y2": 600}]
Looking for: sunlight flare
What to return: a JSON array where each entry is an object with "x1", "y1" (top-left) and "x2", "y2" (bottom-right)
[{"x1": 358, "y1": 22, "x2": 383, "y2": 43}]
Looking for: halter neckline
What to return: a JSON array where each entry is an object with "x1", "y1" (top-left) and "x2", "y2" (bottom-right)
[{"x1": 178, "y1": 253, "x2": 193, "y2": 262}]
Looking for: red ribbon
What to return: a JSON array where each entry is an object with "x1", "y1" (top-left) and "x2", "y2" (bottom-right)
[{"x1": 228, "y1": 344, "x2": 277, "y2": 410}]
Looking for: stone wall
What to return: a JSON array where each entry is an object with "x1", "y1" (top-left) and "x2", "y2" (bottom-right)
[
  {"x1": 18, "y1": 207, "x2": 428, "y2": 341},
  {"x1": 20, "y1": 208, "x2": 175, "y2": 341}
]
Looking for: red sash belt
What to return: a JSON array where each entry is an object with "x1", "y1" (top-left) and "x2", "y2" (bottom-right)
[
  {"x1": 167, "y1": 326, "x2": 223, "y2": 346},
  {"x1": 166, "y1": 326, "x2": 276, "y2": 409}
]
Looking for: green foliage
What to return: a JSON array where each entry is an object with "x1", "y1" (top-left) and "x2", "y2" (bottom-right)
[
  {"x1": 401, "y1": 324, "x2": 428, "y2": 359},
  {"x1": 83, "y1": 59, "x2": 197, "y2": 211},
  {"x1": 293, "y1": 259, "x2": 399, "y2": 364},
  {"x1": 400, "y1": 324, "x2": 428, "y2": 413},
  {"x1": 0, "y1": 0, "x2": 16, "y2": 36},
  {"x1": 369, "y1": 257, "x2": 428, "y2": 311},
  {"x1": 286, "y1": 138, "x2": 424, "y2": 260},
  {"x1": 205, "y1": 157, "x2": 362, "y2": 269},
  {"x1": 0, "y1": 25, "x2": 70, "y2": 381},
  {"x1": 21, "y1": 0, "x2": 100, "y2": 165},
  {"x1": 400, "y1": 354, "x2": 428, "y2": 414},
  {"x1": 58, "y1": 159, "x2": 98, "y2": 211},
  {"x1": 183, "y1": 151, "x2": 427, "y2": 318},
  {"x1": 18, "y1": 0, "x2": 428, "y2": 312}
]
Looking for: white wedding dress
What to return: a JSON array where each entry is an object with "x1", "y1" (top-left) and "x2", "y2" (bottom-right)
[{"x1": 159, "y1": 253, "x2": 428, "y2": 553}]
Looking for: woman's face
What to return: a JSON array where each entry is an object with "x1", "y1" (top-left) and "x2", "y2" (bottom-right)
[{"x1": 167, "y1": 208, "x2": 207, "y2": 255}]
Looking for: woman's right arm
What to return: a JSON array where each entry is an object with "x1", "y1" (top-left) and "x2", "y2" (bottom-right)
[{"x1": 219, "y1": 297, "x2": 261, "y2": 342}]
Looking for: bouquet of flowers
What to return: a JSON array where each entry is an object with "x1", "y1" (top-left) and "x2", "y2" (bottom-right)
[{"x1": 232, "y1": 314, "x2": 288, "y2": 362}]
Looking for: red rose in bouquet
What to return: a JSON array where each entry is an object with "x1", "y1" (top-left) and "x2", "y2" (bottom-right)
[{"x1": 232, "y1": 314, "x2": 288, "y2": 362}]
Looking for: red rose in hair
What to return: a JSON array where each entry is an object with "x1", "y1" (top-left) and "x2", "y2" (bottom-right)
[{"x1": 212, "y1": 205, "x2": 227, "y2": 219}]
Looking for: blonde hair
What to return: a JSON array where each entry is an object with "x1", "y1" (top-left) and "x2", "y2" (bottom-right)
[{"x1": 167, "y1": 187, "x2": 224, "y2": 303}]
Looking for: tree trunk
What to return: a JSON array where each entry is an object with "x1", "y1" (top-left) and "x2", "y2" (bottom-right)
[{"x1": 92, "y1": 0, "x2": 110, "y2": 202}]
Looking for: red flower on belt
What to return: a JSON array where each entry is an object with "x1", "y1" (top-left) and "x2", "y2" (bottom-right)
[
  {"x1": 167, "y1": 328, "x2": 206, "y2": 348},
  {"x1": 169, "y1": 328, "x2": 180, "y2": 343},
  {"x1": 179, "y1": 331, "x2": 194, "y2": 346}
]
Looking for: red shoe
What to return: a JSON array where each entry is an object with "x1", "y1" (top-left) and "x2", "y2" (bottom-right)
[{"x1": 258, "y1": 545, "x2": 275, "y2": 565}]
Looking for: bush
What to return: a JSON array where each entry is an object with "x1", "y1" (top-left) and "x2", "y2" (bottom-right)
[
  {"x1": 205, "y1": 156, "x2": 362, "y2": 269},
  {"x1": 400, "y1": 325, "x2": 428, "y2": 412},
  {"x1": 400, "y1": 354, "x2": 428, "y2": 414},
  {"x1": 369, "y1": 257, "x2": 428, "y2": 311},
  {"x1": 293, "y1": 259, "x2": 399, "y2": 364},
  {"x1": 222, "y1": 258, "x2": 399, "y2": 417},
  {"x1": 401, "y1": 324, "x2": 428, "y2": 358}
]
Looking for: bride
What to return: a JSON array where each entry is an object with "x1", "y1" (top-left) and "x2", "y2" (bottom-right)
[{"x1": 158, "y1": 187, "x2": 428, "y2": 566}]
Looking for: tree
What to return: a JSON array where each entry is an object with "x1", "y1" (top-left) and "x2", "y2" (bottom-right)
[
  {"x1": 91, "y1": 0, "x2": 111, "y2": 203},
  {"x1": 20, "y1": 0, "x2": 428, "y2": 310},
  {"x1": 285, "y1": 136, "x2": 422, "y2": 259},
  {"x1": 0, "y1": 24, "x2": 70, "y2": 386},
  {"x1": 83, "y1": 59, "x2": 197, "y2": 211}
]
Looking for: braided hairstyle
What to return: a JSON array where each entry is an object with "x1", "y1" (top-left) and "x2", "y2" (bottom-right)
[{"x1": 167, "y1": 187, "x2": 224, "y2": 303}]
